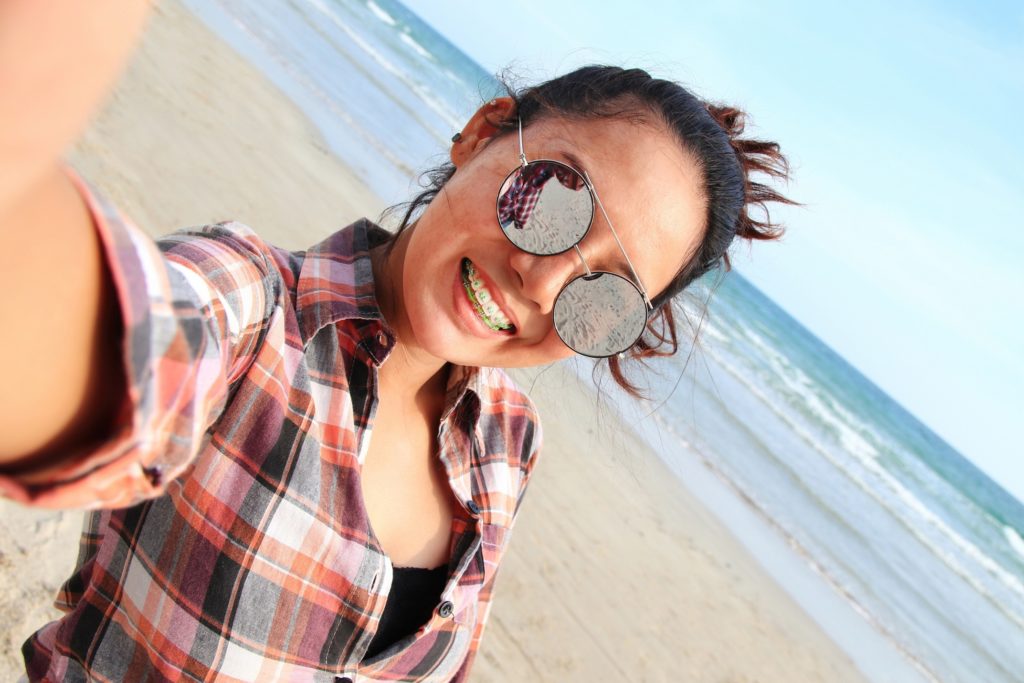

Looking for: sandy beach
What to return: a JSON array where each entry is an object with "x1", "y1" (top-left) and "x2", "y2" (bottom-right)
[{"x1": 0, "y1": 3, "x2": 871, "y2": 681}]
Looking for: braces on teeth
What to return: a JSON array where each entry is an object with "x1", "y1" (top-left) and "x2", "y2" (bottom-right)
[{"x1": 462, "y1": 259, "x2": 513, "y2": 331}]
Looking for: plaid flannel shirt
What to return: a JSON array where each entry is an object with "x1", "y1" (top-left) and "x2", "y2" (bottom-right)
[{"x1": 0, "y1": 178, "x2": 541, "y2": 682}]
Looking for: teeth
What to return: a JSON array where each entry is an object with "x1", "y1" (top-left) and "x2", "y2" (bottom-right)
[{"x1": 462, "y1": 259, "x2": 513, "y2": 332}]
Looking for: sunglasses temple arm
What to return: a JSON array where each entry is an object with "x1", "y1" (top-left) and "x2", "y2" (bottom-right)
[
  {"x1": 573, "y1": 245, "x2": 594, "y2": 277},
  {"x1": 517, "y1": 118, "x2": 527, "y2": 166},
  {"x1": 585, "y1": 172, "x2": 654, "y2": 309}
]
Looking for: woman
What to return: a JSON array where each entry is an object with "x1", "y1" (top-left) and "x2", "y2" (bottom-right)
[{"x1": 0, "y1": 2, "x2": 792, "y2": 681}]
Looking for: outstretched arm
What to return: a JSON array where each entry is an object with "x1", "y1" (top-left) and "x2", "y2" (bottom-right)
[{"x1": 0, "y1": 0, "x2": 151, "y2": 466}]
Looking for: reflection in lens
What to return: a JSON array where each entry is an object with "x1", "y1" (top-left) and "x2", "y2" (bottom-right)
[
  {"x1": 497, "y1": 161, "x2": 593, "y2": 255},
  {"x1": 553, "y1": 273, "x2": 648, "y2": 357}
]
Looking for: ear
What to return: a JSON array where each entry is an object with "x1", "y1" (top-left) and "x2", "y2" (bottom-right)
[{"x1": 450, "y1": 97, "x2": 516, "y2": 168}]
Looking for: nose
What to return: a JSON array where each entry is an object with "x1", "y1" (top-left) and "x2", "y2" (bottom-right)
[{"x1": 508, "y1": 248, "x2": 581, "y2": 315}]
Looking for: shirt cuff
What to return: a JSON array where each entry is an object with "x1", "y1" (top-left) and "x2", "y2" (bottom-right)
[{"x1": 0, "y1": 170, "x2": 196, "y2": 509}]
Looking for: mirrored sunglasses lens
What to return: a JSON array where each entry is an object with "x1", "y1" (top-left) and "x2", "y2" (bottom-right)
[
  {"x1": 497, "y1": 161, "x2": 592, "y2": 255},
  {"x1": 553, "y1": 273, "x2": 648, "y2": 357}
]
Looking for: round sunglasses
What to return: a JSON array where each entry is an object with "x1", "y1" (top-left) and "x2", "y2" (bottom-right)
[{"x1": 494, "y1": 119, "x2": 652, "y2": 358}]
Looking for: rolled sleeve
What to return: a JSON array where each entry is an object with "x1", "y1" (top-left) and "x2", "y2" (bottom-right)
[{"x1": 0, "y1": 173, "x2": 281, "y2": 509}]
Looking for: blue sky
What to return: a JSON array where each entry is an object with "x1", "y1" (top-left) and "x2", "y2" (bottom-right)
[{"x1": 401, "y1": 0, "x2": 1024, "y2": 500}]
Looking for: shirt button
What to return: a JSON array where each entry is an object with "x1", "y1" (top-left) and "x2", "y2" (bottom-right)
[
  {"x1": 438, "y1": 600, "x2": 455, "y2": 619},
  {"x1": 466, "y1": 500, "x2": 481, "y2": 516},
  {"x1": 376, "y1": 331, "x2": 388, "y2": 346}
]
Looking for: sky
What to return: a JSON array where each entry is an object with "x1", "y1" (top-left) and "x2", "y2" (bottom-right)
[{"x1": 400, "y1": 0, "x2": 1024, "y2": 501}]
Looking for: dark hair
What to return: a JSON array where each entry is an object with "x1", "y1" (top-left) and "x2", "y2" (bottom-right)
[{"x1": 386, "y1": 65, "x2": 795, "y2": 396}]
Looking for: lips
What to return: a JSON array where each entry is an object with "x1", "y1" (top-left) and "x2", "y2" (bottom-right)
[{"x1": 461, "y1": 258, "x2": 516, "y2": 333}]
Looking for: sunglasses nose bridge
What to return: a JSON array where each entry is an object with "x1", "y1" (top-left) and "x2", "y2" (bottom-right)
[{"x1": 508, "y1": 247, "x2": 582, "y2": 316}]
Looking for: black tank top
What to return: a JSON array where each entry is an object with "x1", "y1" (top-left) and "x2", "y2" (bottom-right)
[{"x1": 363, "y1": 565, "x2": 448, "y2": 660}]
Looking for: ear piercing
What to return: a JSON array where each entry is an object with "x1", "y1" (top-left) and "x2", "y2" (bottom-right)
[{"x1": 452, "y1": 101, "x2": 502, "y2": 142}]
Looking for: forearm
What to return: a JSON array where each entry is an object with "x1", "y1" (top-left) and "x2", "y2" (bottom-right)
[
  {"x1": 0, "y1": 0, "x2": 149, "y2": 466},
  {"x1": 0, "y1": 167, "x2": 125, "y2": 466}
]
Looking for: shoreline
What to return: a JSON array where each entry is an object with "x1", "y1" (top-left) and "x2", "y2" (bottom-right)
[
  {"x1": 601, "y1": 364, "x2": 936, "y2": 683},
  {"x1": 2, "y1": 2, "x2": 877, "y2": 681},
  {"x1": 633, "y1": 407, "x2": 936, "y2": 683},
  {"x1": 501, "y1": 364, "x2": 875, "y2": 682}
]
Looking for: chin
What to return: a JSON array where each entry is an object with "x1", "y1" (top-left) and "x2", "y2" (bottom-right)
[{"x1": 405, "y1": 311, "x2": 476, "y2": 362}]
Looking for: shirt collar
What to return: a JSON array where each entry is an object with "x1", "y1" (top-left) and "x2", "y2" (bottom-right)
[
  {"x1": 295, "y1": 218, "x2": 486, "y2": 407},
  {"x1": 295, "y1": 218, "x2": 386, "y2": 341}
]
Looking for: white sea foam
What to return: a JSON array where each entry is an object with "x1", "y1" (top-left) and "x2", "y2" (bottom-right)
[
  {"x1": 698, "y1": 317, "x2": 730, "y2": 345},
  {"x1": 648, "y1": 409, "x2": 943, "y2": 683},
  {"x1": 741, "y1": 325, "x2": 881, "y2": 461},
  {"x1": 399, "y1": 31, "x2": 434, "y2": 61},
  {"x1": 303, "y1": 0, "x2": 462, "y2": 132},
  {"x1": 365, "y1": 0, "x2": 396, "y2": 26},
  {"x1": 1004, "y1": 525, "x2": 1024, "y2": 560},
  {"x1": 218, "y1": 0, "x2": 414, "y2": 178},
  {"x1": 700, "y1": 341, "x2": 1024, "y2": 631}
]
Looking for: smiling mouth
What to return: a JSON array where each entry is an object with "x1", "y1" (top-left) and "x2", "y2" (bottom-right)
[{"x1": 461, "y1": 258, "x2": 515, "y2": 333}]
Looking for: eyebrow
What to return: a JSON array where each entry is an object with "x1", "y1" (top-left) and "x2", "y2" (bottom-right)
[{"x1": 559, "y1": 150, "x2": 588, "y2": 176}]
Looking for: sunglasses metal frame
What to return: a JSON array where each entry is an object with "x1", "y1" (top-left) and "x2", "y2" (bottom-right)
[{"x1": 493, "y1": 118, "x2": 653, "y2": 358}]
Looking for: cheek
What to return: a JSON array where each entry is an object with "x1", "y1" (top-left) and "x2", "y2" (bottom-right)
[
  {"x1": 546, "y1": 341, "x2": 577, "y2": 364},
  {"x1": 507, "y1": 328, "x2": 576, "y2": 368},
  {"x1": 404, "y1": 240, "x2": 453, "y2": 315}
]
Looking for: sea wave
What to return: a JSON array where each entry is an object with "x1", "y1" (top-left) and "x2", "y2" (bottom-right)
[
  {"x1": 700, "y1": 341, "x2": 1024, "y2": 631},
  {"x1": 649, "y1": 410, "x2": 943, "y2": 683},
  {"x1": 365, "y1": 0, "x2": 396, "y2": 26},
  {"x1": 740, "y1": 324, "x2": 882, "y2": 461},
  {"x1": 303, "y1": 0, "x2": 462, "y2": 133},
  {"x1": 1005, "y1": 525, "x2": 1024, "y2": 560},
  {"x1": 399, "y1": 31, "x2": 435, "y2": 62},
  {"x1": 697, "y1": 315, "x2": 730, "y2": 346},
  {"x1": 213, "y1": 0, "x2": 417, "y2": 180}
]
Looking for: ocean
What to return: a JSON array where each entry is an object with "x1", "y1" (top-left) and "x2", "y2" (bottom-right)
[{"x1": 179, "y1": 0, "x2": 1024, "y2": 680}]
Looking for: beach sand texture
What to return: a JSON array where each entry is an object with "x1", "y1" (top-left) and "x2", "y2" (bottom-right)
[{"x1": 0, "y1": 3, "x2": 869, "y2": 681}]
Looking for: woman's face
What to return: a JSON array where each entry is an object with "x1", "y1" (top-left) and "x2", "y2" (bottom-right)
[{"x1": 384, "y1": 110, "x2": 708, "y2": 369}]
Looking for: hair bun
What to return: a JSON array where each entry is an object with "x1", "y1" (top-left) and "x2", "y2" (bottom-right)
[
  {"x1": 706, "y1": 104, "x2": 746, "y2": 137},
  {"x1": 703, "y1": 102, "x2": 794, "y2": 243}
]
